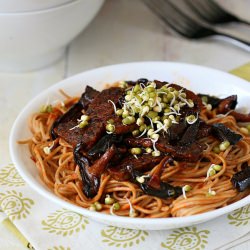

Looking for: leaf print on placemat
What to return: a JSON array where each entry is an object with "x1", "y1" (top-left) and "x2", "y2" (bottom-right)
[
  {"x1": 0, "y1": 190, "x2": 34, "y2": 220},
  {"x1": 101, "y1": 226, "x2": 149, "y2": 248},
  {"x1": 48, "y1": 246, "x2": 71, "y2": 250},
  {"x1": 161, "y1": 227, "x2": 209, "y2": 250},
  {"x1": 227, "y1": 205, "x2": 250, "y2": 227},
  {"x1": 41, "y1": 208, "x2": 89, "y2": 236},
  {"x1": 0, "y1": 164, "x2": 25, "y2": 187}
]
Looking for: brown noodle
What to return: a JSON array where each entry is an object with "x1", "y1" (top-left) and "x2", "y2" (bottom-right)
[{"x1": 19, "y1": 90, "x2": 250, "y2": 218}]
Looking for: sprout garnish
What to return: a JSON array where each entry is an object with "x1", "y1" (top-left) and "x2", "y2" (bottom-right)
[
  {"x1": 107, "y1": 80, "x2": 195, "y2": 156},
  {"x1": 182, "y1": 185, "x2": 192, "y2": 199},
  {"x1": 43, "y1": 141, "x2": 55, "y2": 155},
  {"x1": 205, "y1": 164, "x2": 222, "y2": 181},
  {"x1": 40, "y1": 104, "x2": 53, "y2": 113},
  {"x1": 70, "y1": 114, "x2": 90, "y2": 130},
  {"x1": 136, "y1": 174, "x2": 150, "y2": 184},
  {"x1": 207, "y1": 188, "x2": 216, "y2": 197},
  {"x1": 125, "y1": 197, "x2": 137, "y2": 217}
]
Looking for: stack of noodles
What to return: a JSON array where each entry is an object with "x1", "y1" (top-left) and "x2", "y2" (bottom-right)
[{"x1": 20, "y1": 79, "x2": 250, "y2": 218}]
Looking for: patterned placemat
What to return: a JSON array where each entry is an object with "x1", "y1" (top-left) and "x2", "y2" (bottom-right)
[{"x1": 0, "y1": 163, "x2": 249, "y2": 250}]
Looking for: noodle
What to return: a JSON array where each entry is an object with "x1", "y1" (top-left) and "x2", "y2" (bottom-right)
[{"x1": 19, "y1": 86, "x2": 250, "y2": 218}]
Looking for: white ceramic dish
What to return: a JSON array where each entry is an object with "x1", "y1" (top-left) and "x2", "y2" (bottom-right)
[
  {"x1": 0, "y1": 0, "x2": 75, "y2": 13},
  {"x1": 9, "y1": 62, "x2": 250, "y2": 230},
  {"x1": 0, "y1": 0, "x2": 104, "y2": 72}
]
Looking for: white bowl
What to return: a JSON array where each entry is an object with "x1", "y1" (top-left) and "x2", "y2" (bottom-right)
[
  {"x1": 9, "y1": 62, "x2": 250, "y2": 230},
  {"x1": 0, "y1": 0, "x2": 104, "y2": 72},
  {"x1": 0, "y1": 0, "x2": 75, "y2": 13}
]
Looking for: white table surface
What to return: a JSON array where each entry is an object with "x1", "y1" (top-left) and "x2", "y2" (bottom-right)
[{"x1": 0, "y1": 0, "x2": 249, "y2": 249}]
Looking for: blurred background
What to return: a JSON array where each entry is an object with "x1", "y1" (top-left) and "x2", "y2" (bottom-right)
[
  {"x1": 65, "y1": 0, "x2": 250, "y2": 75},
  {"x1": 0, "y1": 0, "x2": 249, "y2": 75}
]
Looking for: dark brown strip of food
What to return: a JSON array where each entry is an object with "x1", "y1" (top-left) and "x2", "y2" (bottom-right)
[
  {"x1": 54, "y1": 87, "x2": 124, "y2": 149},
  {"x1": 108, "y1": 154, "x2": 163, "y2": 181}
]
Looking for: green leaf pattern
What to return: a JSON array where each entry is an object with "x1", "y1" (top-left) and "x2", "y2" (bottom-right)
[
  {"x1": 101, "y1": 226, "x2": 149, "y2": 248},
  {"x1": 42, "y1": 208, "x2": 89, "y2": 236},
  {"x1": 227, "y1": 205, "x2": 250, "y2": 227},
  {"x1": 0, "y1": 164, "x2": 25, "y2": 187},
  {"x1": 0, "y1": 190, "x2": 34, "y2": 220},
  {"x1": 161, "y1": 227, "x2": 209, "y2": 250}
]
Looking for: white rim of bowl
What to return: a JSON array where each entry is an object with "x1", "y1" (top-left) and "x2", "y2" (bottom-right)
[
  {"x1": 9, "y1": 61, "x2": 250, "y2": 228},
  {"x1": 0, "y1": 0, "x2": 102, "y2": 16}
]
